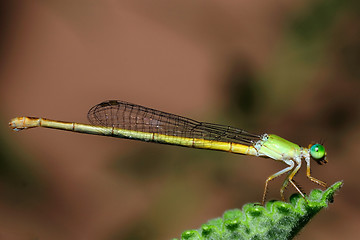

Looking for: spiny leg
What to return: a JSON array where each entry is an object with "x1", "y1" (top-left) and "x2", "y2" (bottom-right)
[
  {"x1": 262, "y1": 161, "x2": 294, "y2": 205},
  {"x1": 289, "y1": 179, "x2": 307, "y2": 198},
  {"x1": 280, "y1": 161, "x2": 302, "y2": 201},
  {"x1": 289, "y1": 179, "x2": 306, "y2": 200},
  {"x1": 305, "y1": 157, "x2": 327, "y2": 187}
]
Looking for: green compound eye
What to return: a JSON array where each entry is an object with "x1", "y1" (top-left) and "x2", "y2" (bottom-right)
[{"x1": 310, "y1": 144, "x2": 326, "y2": 160}]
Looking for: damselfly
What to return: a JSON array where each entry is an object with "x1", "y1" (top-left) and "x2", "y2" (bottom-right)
[{"x1": 9, "y1": 100, "x2": 328, "y2": 205}]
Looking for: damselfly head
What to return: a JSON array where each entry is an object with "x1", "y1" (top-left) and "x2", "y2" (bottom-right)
[{"x1": 309, "y1": 143, "x2": 328, "y2": 165}]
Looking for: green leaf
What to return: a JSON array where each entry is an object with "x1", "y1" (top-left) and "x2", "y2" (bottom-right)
[{"x1": 175, "y1": 181, "x2": 342, "y2": 240}]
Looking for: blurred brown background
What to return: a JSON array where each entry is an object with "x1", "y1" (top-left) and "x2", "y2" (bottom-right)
[{"x1": 0, "y1": 0, "x2": 359, "y2": 239}]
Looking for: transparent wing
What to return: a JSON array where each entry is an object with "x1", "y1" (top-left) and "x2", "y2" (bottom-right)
[{"x1": 87, "y1": 100, "x2": 261, "y2": 145}]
